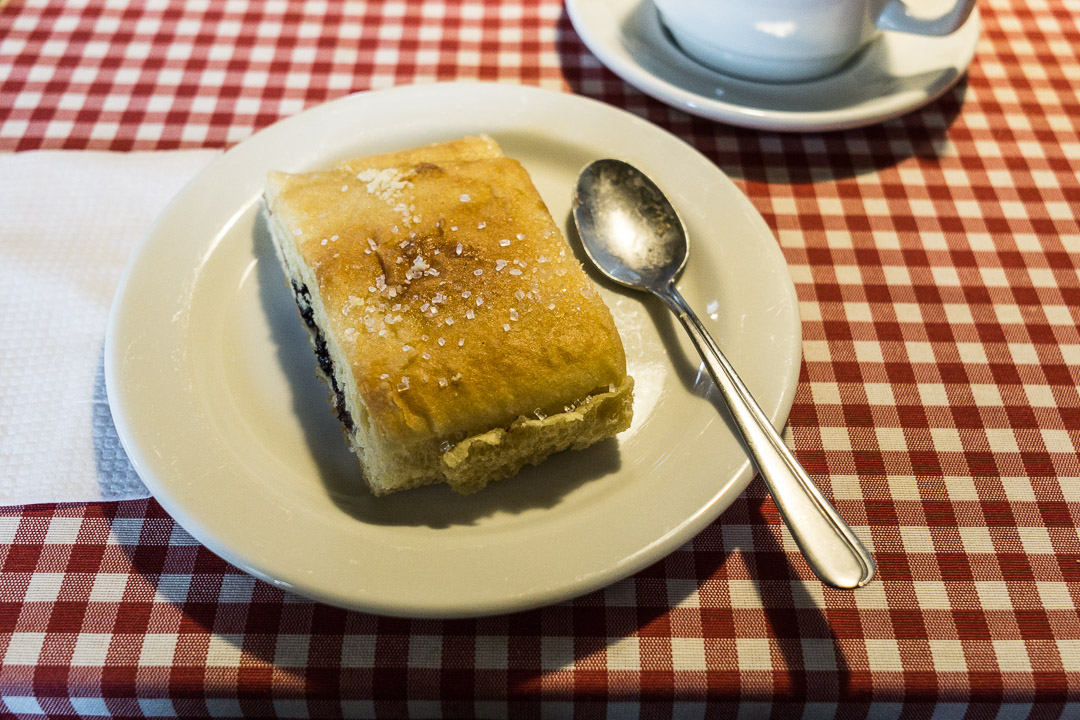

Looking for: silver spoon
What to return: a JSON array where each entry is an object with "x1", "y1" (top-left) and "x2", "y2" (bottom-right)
[{"x1": 573, "y1": 158, "x2": 875, "y2": 589}]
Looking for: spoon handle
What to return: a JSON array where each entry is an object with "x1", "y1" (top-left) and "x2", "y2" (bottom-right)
[{"x1": 657, "y1": 283, "x2": 876, "y2": 589}]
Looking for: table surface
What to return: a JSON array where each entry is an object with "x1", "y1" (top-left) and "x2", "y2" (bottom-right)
[{"x1": 2, "y1": 0, "x2": 1079, "y2": 717}]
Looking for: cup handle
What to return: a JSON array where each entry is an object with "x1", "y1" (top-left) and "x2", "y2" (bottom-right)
[{"x1": 876, "y1": 0, "x2": 977, "y2": 36}]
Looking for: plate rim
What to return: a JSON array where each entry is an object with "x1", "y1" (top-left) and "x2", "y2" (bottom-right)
[
  {"x1": 105, "y1": 81, "x2": 802, "y2": 617},
  {"x1": 565, "y1": 0, "x2": 980, "y2": 132}
]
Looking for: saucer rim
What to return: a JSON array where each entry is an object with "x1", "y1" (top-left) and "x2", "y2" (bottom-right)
[{"x1": 565, "y1": 0, "x2": 981, "y2": 132}]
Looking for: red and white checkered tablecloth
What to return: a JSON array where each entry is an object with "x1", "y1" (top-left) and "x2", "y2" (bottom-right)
[{"x1": 2, "y1": 0, "x2": 1080, "y2": 717}]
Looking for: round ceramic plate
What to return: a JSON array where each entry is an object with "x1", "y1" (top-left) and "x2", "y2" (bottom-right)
[
  {"x1": 565, "y1": 0, "x2": 980, "y2": 132},
  {"x1": 106, "y1": 82, "x2": 801, "y2": 617}
]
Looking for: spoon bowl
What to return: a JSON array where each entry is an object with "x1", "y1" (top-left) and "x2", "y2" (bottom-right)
[
  {"x1": 573, "y1": 158, "x2": 876, "y2": 589},
  {"x1": 573, "y1": 159, "x2": 688, "y2": 291}
]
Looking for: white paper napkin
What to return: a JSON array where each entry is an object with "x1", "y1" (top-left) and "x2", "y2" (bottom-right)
[{"x1": 0, "y1": 149, "x2": 221, "y2": 505}]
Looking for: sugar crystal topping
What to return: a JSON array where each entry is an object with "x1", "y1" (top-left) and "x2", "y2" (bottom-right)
[{"x1": 357, "y1": 167, "x2": 413, "y2": 202}]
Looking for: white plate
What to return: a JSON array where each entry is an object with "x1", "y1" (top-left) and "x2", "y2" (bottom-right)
[
  {"x1": 566, "y1": 0, "x2": 980, "y2": 132},
  {"x1": 106, "y1": 82, "x2": 800, "y2": 617}
]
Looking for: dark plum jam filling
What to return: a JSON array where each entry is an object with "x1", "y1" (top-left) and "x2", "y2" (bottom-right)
[{"x1": 291, "y1": 280, "x2": 355, "y2": 431}]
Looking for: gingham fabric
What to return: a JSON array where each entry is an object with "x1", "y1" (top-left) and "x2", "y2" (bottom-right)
[{"x1": 2, "y1": 0, "x2": 1079, "y2": 718}]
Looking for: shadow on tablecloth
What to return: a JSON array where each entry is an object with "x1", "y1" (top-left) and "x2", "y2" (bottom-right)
[
  {"x1": 98, "y1": 439, "x2": 853, "y2": 698},
  {"x1": 92, "y1": 349, "x2": 151, "y2": 502}
]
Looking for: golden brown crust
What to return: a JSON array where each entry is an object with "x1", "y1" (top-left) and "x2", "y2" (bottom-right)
[{"x1": 265, "y1": 136, "x2": 632, "y2": 493}]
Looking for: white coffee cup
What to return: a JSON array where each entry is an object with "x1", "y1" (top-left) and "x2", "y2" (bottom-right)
[{"x1": 654, "y1": 0, "x2": 978, "y2": 83}]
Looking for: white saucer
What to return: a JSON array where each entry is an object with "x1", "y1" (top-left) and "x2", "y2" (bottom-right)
[
  {"x1": 565, "y1": 0, "x2": 980, "y2": 132},
  {"x1": 105, "y1": 83, "x2": 801, "y2": 617}
]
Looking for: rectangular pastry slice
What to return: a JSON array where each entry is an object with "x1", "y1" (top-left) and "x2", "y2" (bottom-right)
[{"x1": 264, "y1": 136, "x2": 634, "y2": 495}]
